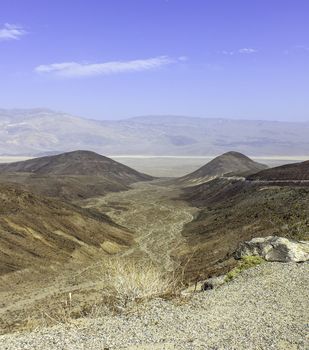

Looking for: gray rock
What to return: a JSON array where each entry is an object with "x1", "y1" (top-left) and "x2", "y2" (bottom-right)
[
  {"x1": 234, "y1": 236, "x2": 309, "y2": 262},
  {"x1": 201, "y1": 275, "x2": 226, "y2": 291}
]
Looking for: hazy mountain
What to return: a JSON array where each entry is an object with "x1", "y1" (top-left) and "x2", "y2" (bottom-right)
[
  {"x1": 1, "y1": 109, "x2": 309, "y2": 156},
  {"x1": 174, "y1": 151, "x2": 268, "y2": 186},
  {"x1": 0, "y1": 183, "x2": 132, "y2": 276},
  {"x1": 0, "y1": 151, "x2": 153, "y2": 200}
]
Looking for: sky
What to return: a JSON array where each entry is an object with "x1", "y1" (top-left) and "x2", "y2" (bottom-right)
[{"x1": 0, "y1": 0, "x2": 308, "y2": 121}]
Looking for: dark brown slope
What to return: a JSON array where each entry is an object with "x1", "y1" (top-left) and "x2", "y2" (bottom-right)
[
  {"x1": 0, "y1": 183, "x2": 132, "y2": 276},
  {"x1": 175, "y1": 151, "x2": 267, "y2": 186},
  {"x1": 0, "y1": 150, "x2": 152, "y2": 180},
  {"x1": 179, "y1": 176, "x2": 309, "y2": 281},
  {"x1": 247, "y1": 160, "x2": 309, "y2": 181},
  {"x1": 0, "y1": 151, "x2": 153, "y2": 201}
]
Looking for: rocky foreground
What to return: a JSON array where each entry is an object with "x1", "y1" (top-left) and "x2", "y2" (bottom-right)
[{"x1": 1, "y1": 262, "x2": 308, "y2": 350}]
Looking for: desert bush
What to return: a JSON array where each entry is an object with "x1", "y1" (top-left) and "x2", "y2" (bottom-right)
[
  {"x1": 225, "y1": 255, "x2": 265, "y2": 281},
  {"x1": 99, "y1": 257, "x2": 181, "y2": 310}
]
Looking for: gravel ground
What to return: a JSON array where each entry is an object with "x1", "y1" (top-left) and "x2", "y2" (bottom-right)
[{"x1": 1, "y1": 262, "x2": 308, "y2": 350}]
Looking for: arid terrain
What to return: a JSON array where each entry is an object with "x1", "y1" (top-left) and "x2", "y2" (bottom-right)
[
  {"x1": 81, "y1": 181, "x2": 199, "y2": 271},
  {"x1": 2, "y1": 2, "x2": 309, "y2": 347},
  {"x1": 0, "y1": 150, "x2": 308, "y2": 349}
]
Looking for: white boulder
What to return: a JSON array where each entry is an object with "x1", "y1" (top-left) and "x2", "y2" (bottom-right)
[{"x1": 234, "y1": 236, "x2": 309, "y2": 262}]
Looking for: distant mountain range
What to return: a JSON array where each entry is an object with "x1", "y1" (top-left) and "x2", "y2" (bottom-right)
[{"x1": 1, "y1": 108, "x2": 309, "y2": 156}]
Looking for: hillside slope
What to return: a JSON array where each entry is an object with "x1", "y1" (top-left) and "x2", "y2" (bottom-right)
[
  {"x1": 0, "y1": 183, "x2": 132, "y2": 276},
  {"x1": 174, "y1": 151, "x2": 267, "y2": 186},
  {"x1": 0, "y1": 151, "x2": 153, "y2": 200},
  {"x1": 180, "y1": 175, "x2": 309, "y2": 279},
  {"x1": 247, "y1": 160, "x2": 309, "y2": 181},
  {"x1": 0, "y1": 150, "x2": 152, "y2": 180}
]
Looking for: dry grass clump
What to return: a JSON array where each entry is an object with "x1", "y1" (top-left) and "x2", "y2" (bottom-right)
[
  {"x1": 99, "y1": 257, "x2": 182, "y2": 310},
  {"x1": 9, "y1": 257, "x2": 183, "y2": 332},
  {"x1": 38, "y1": 293, "x2": 110, "y2": 328}
]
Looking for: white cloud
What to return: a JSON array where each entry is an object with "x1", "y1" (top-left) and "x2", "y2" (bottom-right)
[
  {"x1": 35, "y1": 56, "x2": 182, "y2": 78},
  {"x1": 238, "y1": 48, "x2": 258, "y2": 54},
  {"x1": 222, "y1": 48, "x2": 258, "y2": 55},
  {"x1": 0, "y1": 23, "x2": 26, "y2": 41}
]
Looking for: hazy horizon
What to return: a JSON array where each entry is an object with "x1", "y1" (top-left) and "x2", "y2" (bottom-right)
[
  {"x1": 1, "y1": 107, "x2": 309, "y2": 124},
  {"x1": 1, "y1": 0, "x2": 309, "y2": 122}
]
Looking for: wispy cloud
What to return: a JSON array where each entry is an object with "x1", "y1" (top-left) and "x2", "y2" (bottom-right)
[
  {"x1": 0, "y1": 23, "x2": 26, "y2": 41},
  {"x1": 222, "y1": 48, "x2": 258, "y2": 56},
  {"x1": 222, "y1": 50, "x2": 235, "y2": 56},
  {"x1": 238, "y1": 48, "x2": 258, "y2": 54},
  {"x1": 35, "y1": 56, "x2": 182, "y2": 78}
]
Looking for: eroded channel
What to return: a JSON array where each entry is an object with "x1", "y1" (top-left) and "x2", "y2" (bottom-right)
[{"x1": 83, "y1": 181, "x2": 199, "y2": 271}]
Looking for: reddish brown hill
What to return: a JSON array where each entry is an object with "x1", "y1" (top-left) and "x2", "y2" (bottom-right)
[
  {"x1": 0, "y1": 150, "x2": 152, "y2": 180},
  {"x1": 0, "y1": 151, "x2": 153, "y2": 201}
]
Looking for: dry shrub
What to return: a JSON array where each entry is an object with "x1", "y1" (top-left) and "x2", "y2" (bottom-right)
[
  {"x1": 40, "y1": 292, "x2": 77, "y2": 326},
  {"x1": 28, "y1": 257, "x2": 183, "y2": 329},
  {"x1": 99, "y1": 257, "x2": 181, "y2": 310}
]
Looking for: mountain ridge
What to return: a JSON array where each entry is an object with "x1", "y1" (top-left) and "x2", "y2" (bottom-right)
[
  {"x1": 247, "y1": 160, "x2": 309, "y2": 181},
  {"x1": 1, "y1": 108, "x2": 309, "y2": 156}
]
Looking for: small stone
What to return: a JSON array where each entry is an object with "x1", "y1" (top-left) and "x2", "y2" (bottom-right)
[{"x1": 201, "y1": 275, "x2": 226, "y2": 291}]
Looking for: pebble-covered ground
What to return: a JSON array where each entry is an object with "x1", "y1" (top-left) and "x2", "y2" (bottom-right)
[{"x1": 1, "y1": 262, "x2": 308, "y2": 350}]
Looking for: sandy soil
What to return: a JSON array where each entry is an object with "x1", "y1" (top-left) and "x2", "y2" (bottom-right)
[
  {"x1": 82, "y1": 181, "x2": 199, "y2": 271},
  {"x1": 1, "y1": 262, "x2": 308, "y2": 349}
]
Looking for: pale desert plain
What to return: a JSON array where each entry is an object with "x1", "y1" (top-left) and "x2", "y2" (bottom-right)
[{"x1": 1, "y1": 155, "x2": 308, "y2": 177}]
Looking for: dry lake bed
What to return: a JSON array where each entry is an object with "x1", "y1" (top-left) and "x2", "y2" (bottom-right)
[{"x1": 0, "y1": 155, "x2": 308, "y2": 177}]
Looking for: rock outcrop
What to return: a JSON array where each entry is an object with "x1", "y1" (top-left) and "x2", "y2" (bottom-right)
[{"x1": 234, "y1": 236, "x2": 309, "y2": 263}]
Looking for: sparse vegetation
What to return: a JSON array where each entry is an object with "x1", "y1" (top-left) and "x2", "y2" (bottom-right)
[
  {"x1": 99, "y1": 257, "x2": 181, "y2": 310},
  {"x1": 225, "y1": 256, "x2": 265, "y2": 281},
  {"x1": 181, "y1": 179, "x2": 309, "y2": 280}
]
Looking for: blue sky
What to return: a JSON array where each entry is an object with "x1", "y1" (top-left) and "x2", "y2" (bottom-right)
[{"x1": 0, "y1": 0, "x2": 308, "y2": 121}]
